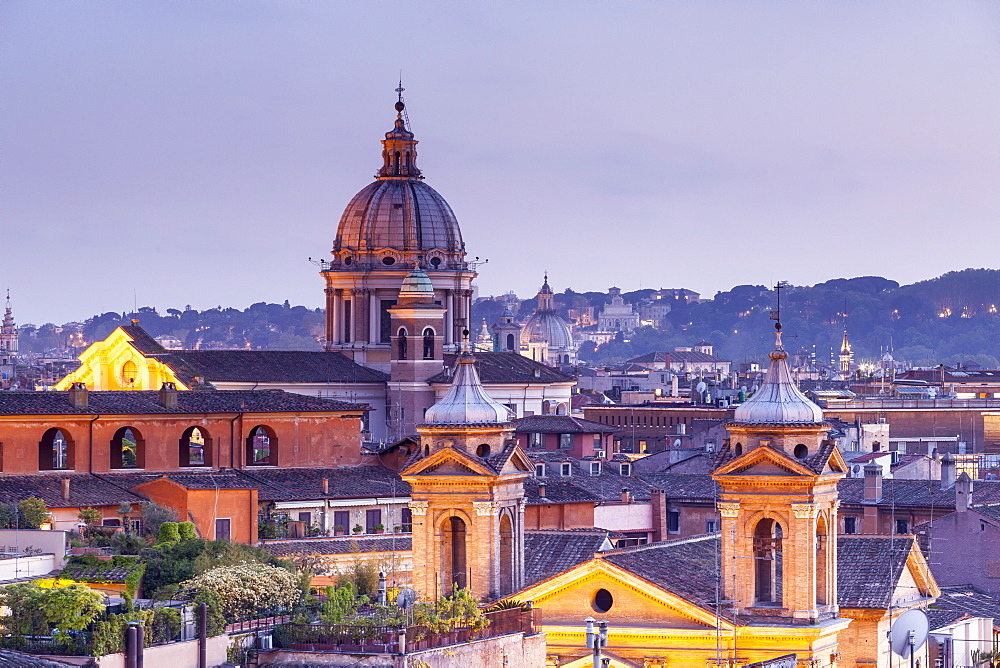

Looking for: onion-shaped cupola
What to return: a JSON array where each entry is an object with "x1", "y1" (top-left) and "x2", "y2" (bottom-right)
[
  {"x1": 733, "y1": 326, "x2": 824, "y2": 425},
  {"x1": 424, "y1": 336, "x2": 511, "y2": 425}
]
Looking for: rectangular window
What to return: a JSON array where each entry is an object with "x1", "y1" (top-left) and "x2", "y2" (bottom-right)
[
  {"x1": 401, "y1": 507, "x2": 412, "y2": 533},
  {"x1": 639, "y1": 440, "x2": 648, "y2": 454},
  {"x1": 298, "y1": 512, "x2": 312, "y2": 526},
  {"x1": 613, "y1": 440, "x2": 621, "y2": 454},
  {"x1": 529, "y1": 433, "x2": 544, "y2": 448},
  {"x1": 844, "y1": 516, "x2": 857, "y2": 534},
  {"x1": 215, "y1": 519, "x2": 231, "y2": 542},
  {"x1": 559, "y1": 433, "x2": 573, "y2": 449},
  {"x1": 535, "y1": 463, "x2": 545, "y2": 477},
  {"x1": 620, "y1": 463, "x2": 631, "y2": 477},
  {"x1": 895, "y1": 519, "x2": 909, "y2": 535},
  {"x1": 667, "y1": 510, "x2": 680, "y2": 534},
  {"x1": 705, "y1": 519, "x2": 718, "y2": 533},
  {"x1": 380, "y1": 300, "x2": 397, "y2": 343},
  {"x1": 334, "y1": 510, "x2": 350, "y2": 533},
  {"x1": 503, "y1": 403, "x2": 517, "y2": 419},
  {"x1": 590, "y1": 462, "x2": 601, "y2": 476},
  {"x1": 593, "y1": 435, "x2": 602, "y2": 450},
  {"x1": 561, "y1": 462, "x2": 572, "y2": 477},
  {"x1": 366, "y1": 509, "x2": 382, "y2": 533}
]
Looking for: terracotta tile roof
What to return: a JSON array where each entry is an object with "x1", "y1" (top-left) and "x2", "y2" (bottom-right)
[
  {"x1": 260, "y1": 535, "x2": 412, "y2": 558},
  {"x1": 0, "y1": 649, "x2": 78, "y2": 667},
  {"x1": 61, "y1": 559, "x2": 143, "y2": 584},
  {"x1": 638, "y1": 473, "x2": 720, "y2": 500},
  {"x1": 162, "y1": 350, "x2": 389, "y2": 385},
  {"x1": 524, "y1": 476, "x2": 601, "y2": 504},
  {"x1": 627, "y1": 350, "x2": 729, "y2": 365},
  {"x1": 0, "y1": 474, "x2": 145, "y2": 508},
  {"x1": 837, "y1": 535, "x2": 916, "y2": 609},
  {"x1": 121, "y1": 325, "x2": 167, "y2": 355},
  {"x1": 427, "y1": 352, "x2": 574, "y2": 385},
  {"x1": 514, "y1": 415, "x2": 619, "y2": 434},
  {"x1": 0, "y1": 389, "x2": 367, "y2": 415},
  {"x1": 236, "y1": 466, "x2": 409, "y2": 502},
  {"x1": 930, "y1": 585, "x2": 1000, "y2": 627},
  {"x1": 601, "y1": 534, "x2": 727, "y2": 619},
  {"x1": 524, "y1": 530, "x2": 613, "y2": 585}
]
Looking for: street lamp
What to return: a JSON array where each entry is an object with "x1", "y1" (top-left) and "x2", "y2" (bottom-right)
[{"x1": 584, "y1": 616, "x2": 609, "y2": 668}]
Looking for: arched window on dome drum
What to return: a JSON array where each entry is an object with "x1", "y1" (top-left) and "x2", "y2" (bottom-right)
[
  {"x1": 398, "y1": 329, "x2": 408, "y2": 360},
  {"x1": 423, "y1": 328, "x2": 434, "y2": 360},
  {"x1": 111, "y1": 426, "x2": 143, "y2": 469},
  {"x1": 753, "y1": 519, "x2": 783, "y2": 606},
  {"x1": 39, "y1": 428, "x2": 73, "y2": 471}
]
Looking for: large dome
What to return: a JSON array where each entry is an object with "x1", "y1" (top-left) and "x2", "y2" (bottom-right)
[
  {"x1": 335, "y1": 179, "x2": 463, "y2": 253},
  {"x1": 520, "y1": 311, "x2": 574, "y2": 350}
]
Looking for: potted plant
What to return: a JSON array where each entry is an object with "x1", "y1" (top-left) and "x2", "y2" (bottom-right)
[
  {"x1": 393, "y1": 525, "x2": 402, "y2": 533},
  {"x1": 373, "y1": 523, "x2": 385, "y2": 534},
  {"x1": 352, "y1": 524, "x2": 363, "y2": 534},
  {"x1": 334, "y1": 524, "x2": 346, "y2": 536}
]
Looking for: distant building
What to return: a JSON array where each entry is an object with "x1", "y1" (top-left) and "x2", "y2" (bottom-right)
[
  {"x1": 626, "y1": 347, "x2": 731, "y2": 377},
  {"x1": 598, "y1": 287, "x2": 640, "y2": 333},
  {"x1": 0, "y1": 292, "x2": 16, "y2": 388},
  {"x1": 518, "y1": 274, "x2": 577, "y2": 366}
]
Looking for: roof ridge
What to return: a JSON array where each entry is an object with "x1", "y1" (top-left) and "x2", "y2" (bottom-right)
[{"x1": 600, "y1": 531, "x2": 719, "y2": 556}]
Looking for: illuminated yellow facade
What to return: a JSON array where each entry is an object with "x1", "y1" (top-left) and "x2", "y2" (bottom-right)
[{"x1": 53, "y1": 326, "x2": 187, "y2": 391}]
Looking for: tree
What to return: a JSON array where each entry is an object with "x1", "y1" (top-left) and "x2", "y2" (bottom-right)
[
  {"x1": 157, "y1": 522, "x2": 180, "y2": 544},
  {"x1": 139, "y1": 501, "x2": 178, "y2": 538},
  {"x1": 18, "y1": 497, "x2": 51, "y2": 529},
  {"x1": 78, "y1": 507, "x2": 101, "y2": 527},
  {"x1": 182, "y1": 562, "x2": 303, "y2": 620}
]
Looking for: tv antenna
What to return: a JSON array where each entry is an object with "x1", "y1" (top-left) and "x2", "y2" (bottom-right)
[{"x1": 889, "y1": 608, "x2": 928, "y2": 665}]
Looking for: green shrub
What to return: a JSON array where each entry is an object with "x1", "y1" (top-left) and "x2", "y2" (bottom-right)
[
  {"x1": 178, "y1": 521, "x2": 197, "y2": 541},
  {"x1": 157, "y1": 522, "x2": 180, "y2": 544}
]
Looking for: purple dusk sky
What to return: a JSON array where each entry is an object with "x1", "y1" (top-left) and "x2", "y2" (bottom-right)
[{"x1": 3, "y1": 2, "x2": 999, "y2": 325}]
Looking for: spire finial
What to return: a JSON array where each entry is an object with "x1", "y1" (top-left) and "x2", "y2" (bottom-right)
[
  {"x1": 395, "y1": 76, "x2": 405, "y2": 114},
  {"x1": 770, "y1": 281, "x2": 788, "y2": 343}
]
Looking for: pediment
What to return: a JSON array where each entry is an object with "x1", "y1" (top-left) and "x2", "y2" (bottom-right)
[
  {"x1": 715, "y1": 445, "x2": 815, "y2": 477},
  {"x1": 562, "y1": 653, "x2": 640, "y2": 668},
  {"x1": 512, "y1": 558, "x2": 729, "y2": 631},
  {"x1": 497, "y1": 446, "x2": 534, "y2": 475},
  {"x1": 400, "y1": 446, "x2": 496, "y2": 478}
]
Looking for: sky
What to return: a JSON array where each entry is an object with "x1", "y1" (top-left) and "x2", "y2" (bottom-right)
[{"x1": 3, "y1": 1, "x2": 999, "y2": 325}]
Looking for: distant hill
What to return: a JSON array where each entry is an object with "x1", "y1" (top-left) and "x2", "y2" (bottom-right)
[
  {"x1": 19, "y1": 268, "x2": 1000, "y2": 368},
  {"x1": 474, "y1": 268, "x2": 1000, "y2": 367}
]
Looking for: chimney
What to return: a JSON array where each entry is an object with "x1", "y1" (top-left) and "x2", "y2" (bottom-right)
[
  {"x1": 322, "y1": 477, "x2": 329, "y2": 495},
  {"x1": 940, "y1": 452, "x2": 956, "y2": 489},
  {"x1": 621, "y1": 487, "x2": 631, "y2": 504},
  {"x1": 61, "y1": 477, "x2": 70, "y2": 501},
  {"x1": 538, "y1": 482, "x2": 546, "y2": 498},
  {"x1": 651, "y1": 489, "x2": 667, "y2": 542},
  {"x1": 68, "y1": 382, "x2": 88, "y2": 409},
  {"x1": 956, "y1": 472, "x2": 974, "y2": 512},
  {"x1": 863, "y1": 463, "x2": 883, "y2": 503},
  {"x1": 158, "y1": 382, "x2": 178, "y2": 410}
]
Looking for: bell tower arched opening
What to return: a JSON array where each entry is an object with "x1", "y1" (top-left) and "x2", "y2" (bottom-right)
[
  {"x1": 753, "y1": 518, "x2": 783, "y2": 606},
  {"x1": 499, "y1": 513, "x2": 514, "y2": 597},
  {"x1": 443, "y1": 516, "x2": 467, "y2": 591}
]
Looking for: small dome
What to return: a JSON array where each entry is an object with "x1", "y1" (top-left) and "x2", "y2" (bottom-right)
[
  {"x1": 733, "y1": 332, "x2": 824, "y2": 425},
  {"x1": 520, "y1": 311, "x2": 574, "y2": 350},
  {"x1": 424, "y1": 352, "x2": 511, "y2": 425},
  {"x1": 399, "y1": 264, "x2": 434, "y2": 298}
]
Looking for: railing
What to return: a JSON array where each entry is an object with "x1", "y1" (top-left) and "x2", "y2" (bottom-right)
[
  {"x1": 828, "y1": 398, "x2": 1000, "y2": 410},
  {"x1": 0, "y1": 634, "x2": 90, "y2": 656},
  {"x1": 270, "y1": 607, "x2": 537, "y2": 654},
  {"x1": 227, "y1": 614, "x2": 291, "y2": 635}
]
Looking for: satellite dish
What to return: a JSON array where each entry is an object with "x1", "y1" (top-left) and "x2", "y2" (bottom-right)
[
  {"x1": 396, "y1": 588, "x2": 416, "y2": 610},
  {"x1": 889, "y1": 608, "x2": 928, "y2": 658}
]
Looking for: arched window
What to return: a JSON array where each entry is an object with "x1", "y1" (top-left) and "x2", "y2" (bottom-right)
[
  {"x1": 423, "y1": 328, "x2": 435, "y2": 360},
  {"x1": 111, "y1": 427, "x2": 143, "y2": 469},
  {"x1": 180, "y1": 426, "x2": 211, "y2": 467},
  {"x1": 247, "y1": 425, "x2": 277, "y2": 466},
  {"x1": 506, "y1": 333, "x2": 515, "y2": 351},
  {"x1": 499, "y1": 513, "x2": 514, "y2": 596},
  {"x1": 39, "y1": 428, "x2": 72, "y2": 471},
  {"x1": 816, "y1": 515, "x2": 829, "y2": 605},
  {"x1": 753, "y1": 519, "x2": 783, "y2": 606},
  {"x1": 444, "y1": 516, "x2": 467, "y2": 590},
  {"x1": 398, "y1": 328, "x2": 408, "y2": 360}
]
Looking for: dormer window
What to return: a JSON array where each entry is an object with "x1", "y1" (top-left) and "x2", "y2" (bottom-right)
[
  {"x1": 620, "y1": 463, "x2": 631, "y2": 476},
  {"x1": 535, "y1": 463, "x2": 545, "y2": 477},
  {"x1": 560, "y1": 462, "x2": 572, "y2": 477},
  {"x1": 590, "y1": 462, "x2": 601, "y2": 476}
]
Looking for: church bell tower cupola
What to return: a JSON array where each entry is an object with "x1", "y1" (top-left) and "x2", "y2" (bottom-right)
[
  {"x1": 0, "y1": 290, "x2": 17, "y2": 389},
  {"x1": 401, "y1": 335, "x2": 532, "y2": 601},
  {"x1": 377, "y1": 92, "x2": 422, "y2": 180},
  {"x1": 714, "y1": 323, "x2": 847, "y2": 624}
]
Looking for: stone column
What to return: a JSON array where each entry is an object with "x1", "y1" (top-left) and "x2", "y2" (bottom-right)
[
  {"x1": 331, "y1": 292, "x2": 342, "y2": 345},
  {"x1": 325, "y1": 287, "x2": 336, "y2": 349}
]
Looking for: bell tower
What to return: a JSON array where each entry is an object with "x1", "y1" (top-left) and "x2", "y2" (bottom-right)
[
  {"x1": 713, "y1": 324, "x2": 847, "y2": 624},
  {"x1": 401, "y1": 338, "x2": 531, "y2": 601},
  {"x1": 0, "y1": 291, "x2": 17, "y2": 389}
]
